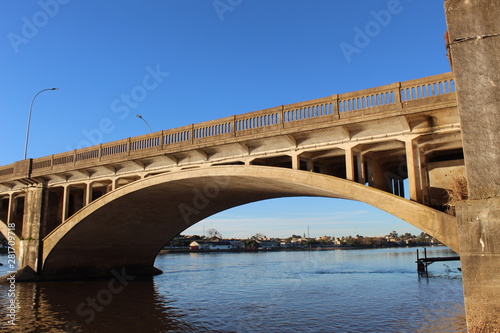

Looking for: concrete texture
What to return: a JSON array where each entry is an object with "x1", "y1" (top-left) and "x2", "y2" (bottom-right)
[
  {"x1": 445, "y1": 0, "x2": 500, "y2": 331},
  {"x1": 445, "y1": 0, "x2": 500, "y2": 199},
  {"x1": 456, "y1": 198, "x2": 500, "y2": 333}
]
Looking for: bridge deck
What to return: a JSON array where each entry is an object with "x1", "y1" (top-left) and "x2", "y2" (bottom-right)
[{"x1": 0, "y1": 72, "x2": 457, "y2": 186}]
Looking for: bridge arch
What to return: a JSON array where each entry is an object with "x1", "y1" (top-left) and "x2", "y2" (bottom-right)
[{"x1": 41, "y1": 166, "x2": 458, "y2": 280}]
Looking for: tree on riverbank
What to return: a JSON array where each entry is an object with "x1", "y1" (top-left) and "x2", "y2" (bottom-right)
[{"x1": 207, "y1": 228, "x2": 222, "y2": 240}]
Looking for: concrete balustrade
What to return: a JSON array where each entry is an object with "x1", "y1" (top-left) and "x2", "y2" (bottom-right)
[{"x1": 0, "y1": 72, "x2": 455, "y2": 183}]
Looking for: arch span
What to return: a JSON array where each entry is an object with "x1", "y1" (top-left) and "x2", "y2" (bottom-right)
[{"x1": 42, "y1": 166, "x2": 458, "y2": 280}]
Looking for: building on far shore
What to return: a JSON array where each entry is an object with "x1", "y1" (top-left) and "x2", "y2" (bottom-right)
[{"x1": 189, "y1": 241, "x2": 241, "y2": 251}]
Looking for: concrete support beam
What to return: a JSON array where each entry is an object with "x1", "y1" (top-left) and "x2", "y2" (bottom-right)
[
  {"x1": 163, "y1": 155, "x2": 178, "y2": 165},
  {"x1": 236, "y1": 142, "x2": 250, "y2": 155},
  {"x1": 101, "y1": 165, "x2": 116, "y2": 174},
  {"x1": 355, "y1": 152, "x2": 365, "y2": 184},
  {"x1": 398, "y1": 116, "x2": 411, "y2": 132},
  {"x1": 131, "y1": 160, "x2": 146, "y2": 169},
  {"x1": 7, "y1": 193, "x2": 13, "y2": 224},
  {"x1": 404, "y1": 138, "x2": 418, "y2": 201},
  {"x1": 340, "y1": 126, "x2": 351, "y2": 140},
  {"x1": 344, "y1": 147, "x2": 355, "y2": 181},
  {"x1": 193, "y1": 149, "x2": 208, "y2": 161},
  {"x1": 283, "y1": 135, "x2": 297, "y2": 147},
  {"x1": 61, "y1": 185, "x2": 70, "y2": 221},
  {"x1": 86, "y1": 182, "x2": 92, "y2": 204},
  {"x1": 291, "y1": 153, "x2": 300, "y2": 170},
  {"x1": 417, "y1": 147, "x2": 429, "y2": 205},
  {"x1": 244, "y1": 157, "x2": 254, "y2": 166}
]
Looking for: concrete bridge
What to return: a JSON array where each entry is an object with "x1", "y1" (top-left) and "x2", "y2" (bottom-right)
[{"x1": 0, "y1": 72, "x2": 462, "y2": 280}]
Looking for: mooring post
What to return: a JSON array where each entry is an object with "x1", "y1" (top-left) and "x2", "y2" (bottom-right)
[
  {"x1": 424, "y1": 248, "x2": 428, "y2": 275},
  {"x1": 416, "y1": 249, "x2": 422, "y2": 272}
]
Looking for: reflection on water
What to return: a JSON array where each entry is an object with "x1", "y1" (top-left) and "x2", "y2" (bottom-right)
[
  {"x1": 0, "y1": 278, "x2": 201, "y2": 333},
  {"x1": 0, "y1": 247, "x2": 466, "y2": 332}
]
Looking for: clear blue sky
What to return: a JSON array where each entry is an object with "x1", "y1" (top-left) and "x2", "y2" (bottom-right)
[{"x1": 0, "y1": 0, "x2": 451, "y2": 239}]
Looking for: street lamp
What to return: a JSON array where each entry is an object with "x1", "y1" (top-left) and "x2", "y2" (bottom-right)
[
  {"x1": 136, "y1": 114, "x2": 152, "y2": 133},
  {"x1": 24, "y1": 88, "x2": 59, "y2": 160}
]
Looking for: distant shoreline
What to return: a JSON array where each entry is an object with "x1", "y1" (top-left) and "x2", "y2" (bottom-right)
[{"x1": 159, "y1": 244, "x2": 445, "y2": 255}]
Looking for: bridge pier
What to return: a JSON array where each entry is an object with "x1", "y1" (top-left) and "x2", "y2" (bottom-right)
[
  {"x1": 445, "y1": 0, "x2": 500, "y2": 331},
  {"x1": 18, "y1": 185, "x2": 44, "y2": 273}
]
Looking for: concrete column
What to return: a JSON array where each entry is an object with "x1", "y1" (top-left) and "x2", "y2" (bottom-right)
[
  {"x1": 306, "y1": 159, "x2": 314, "y2": 172},
  {"x1": 445, "y1": 1, "x2": 500, "y2": 331},
  {"x1": 418, "y1": 149, "x2": 430, "y2": 205},
  {"x1": 85, "y1": 182, "x2": 92, "y2": 205},
  {"x1": 356, "y1": 152, "x2": 365, "y2": 184},
  {"x1": 291, "y1": 153, "x2": 300, "y2": 170},
  {"x1": 19, "y1": 185, "x2": 44, "y2": 273},
  {"x1": 344, "y1": 147, "x2": 355, "y2": 181},
  {"x1": 61, "y1": 185, "x2": 70, "y2": 221},
  {"x1": 404, "y1": 138, "x2": 418, "y2": 201},
  {"x1": 6, "y1": 193, "x2": 13, "y2": 224}
]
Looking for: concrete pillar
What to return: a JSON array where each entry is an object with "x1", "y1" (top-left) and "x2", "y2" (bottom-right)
[
  {"x1": 85, "y1": 182, "x2": 92, "y2": 205},
  {"x1": 6, "y1": 193, "x2": 13, "y2": 224},
  {"x1": 61, "y1": 185, "x2": 70, "y2": 221},
  {"x1": 291, "y1": 153, "x2": 300, "y2": 170},
  {"x1": 344, "y1": 147, "x2": 355, "y2": 181},
  {"x1": 404, "y1": 138, "x2": 418, "y2": 201},
  {"x1": 18, "y1": 185, "x2": 44, "y2": 273},
  {"x1": 445, "y1": 1, "x2": 500, "y2": 331},
  {"x1": 418, "y1": 149, "x2": 431, "y2": 205},
  {"x1": 306, "y1": 159, "x2": 314, "y2": 172},
  {"x1": 355, "y1": 152, "x2": 365, "y2": 184}
]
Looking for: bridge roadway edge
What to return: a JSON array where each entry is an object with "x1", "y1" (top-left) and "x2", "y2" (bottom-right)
[{"x1": 38, "y1": 166, "x2": 459, "y2": 281}]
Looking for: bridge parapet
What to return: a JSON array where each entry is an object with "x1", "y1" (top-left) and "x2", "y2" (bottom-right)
[{"x1": 0, "y1": 73, "x2": 455, "y2": 185}]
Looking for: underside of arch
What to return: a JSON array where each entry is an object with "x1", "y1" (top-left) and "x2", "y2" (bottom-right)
[{"x1": 41, "y1": 166, "x2": 458, "y2": 280}]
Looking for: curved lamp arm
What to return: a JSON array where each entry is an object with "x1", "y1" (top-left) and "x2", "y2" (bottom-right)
[{"x1": 24, "y1": 88, "x2": 59, "y2": 159}]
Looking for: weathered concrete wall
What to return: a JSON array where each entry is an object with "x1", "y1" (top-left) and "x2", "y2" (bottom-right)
[
  {"x1": 445, "y1": 0, "x2": 500, "y2": 199},
  {"x1": 427, "y1": 159, "x2": 465, "y2": 208},
  {"x1": 445, "y1": 0, "x2": 500, "y2": 331},
  {"x1": 457, "y1": 198, "x2": 500, "y2": 332}
]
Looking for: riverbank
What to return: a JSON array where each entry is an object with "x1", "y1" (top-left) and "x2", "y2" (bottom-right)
[{"x1": 159, "y1": 244, "x2": 446, "y2": 254}]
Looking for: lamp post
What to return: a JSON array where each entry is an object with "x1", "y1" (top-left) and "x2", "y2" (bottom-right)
[
  {"x1": 136, "y1": 114, "x2": 152, "y2": 133},
  {"x1": 24, "y1": 88, "x2": 59, "y2": 160}
]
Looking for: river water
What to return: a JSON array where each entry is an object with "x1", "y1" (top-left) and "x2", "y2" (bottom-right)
[{"x1": 0, "y1": 247, "x2": 466, "y2": 332}]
